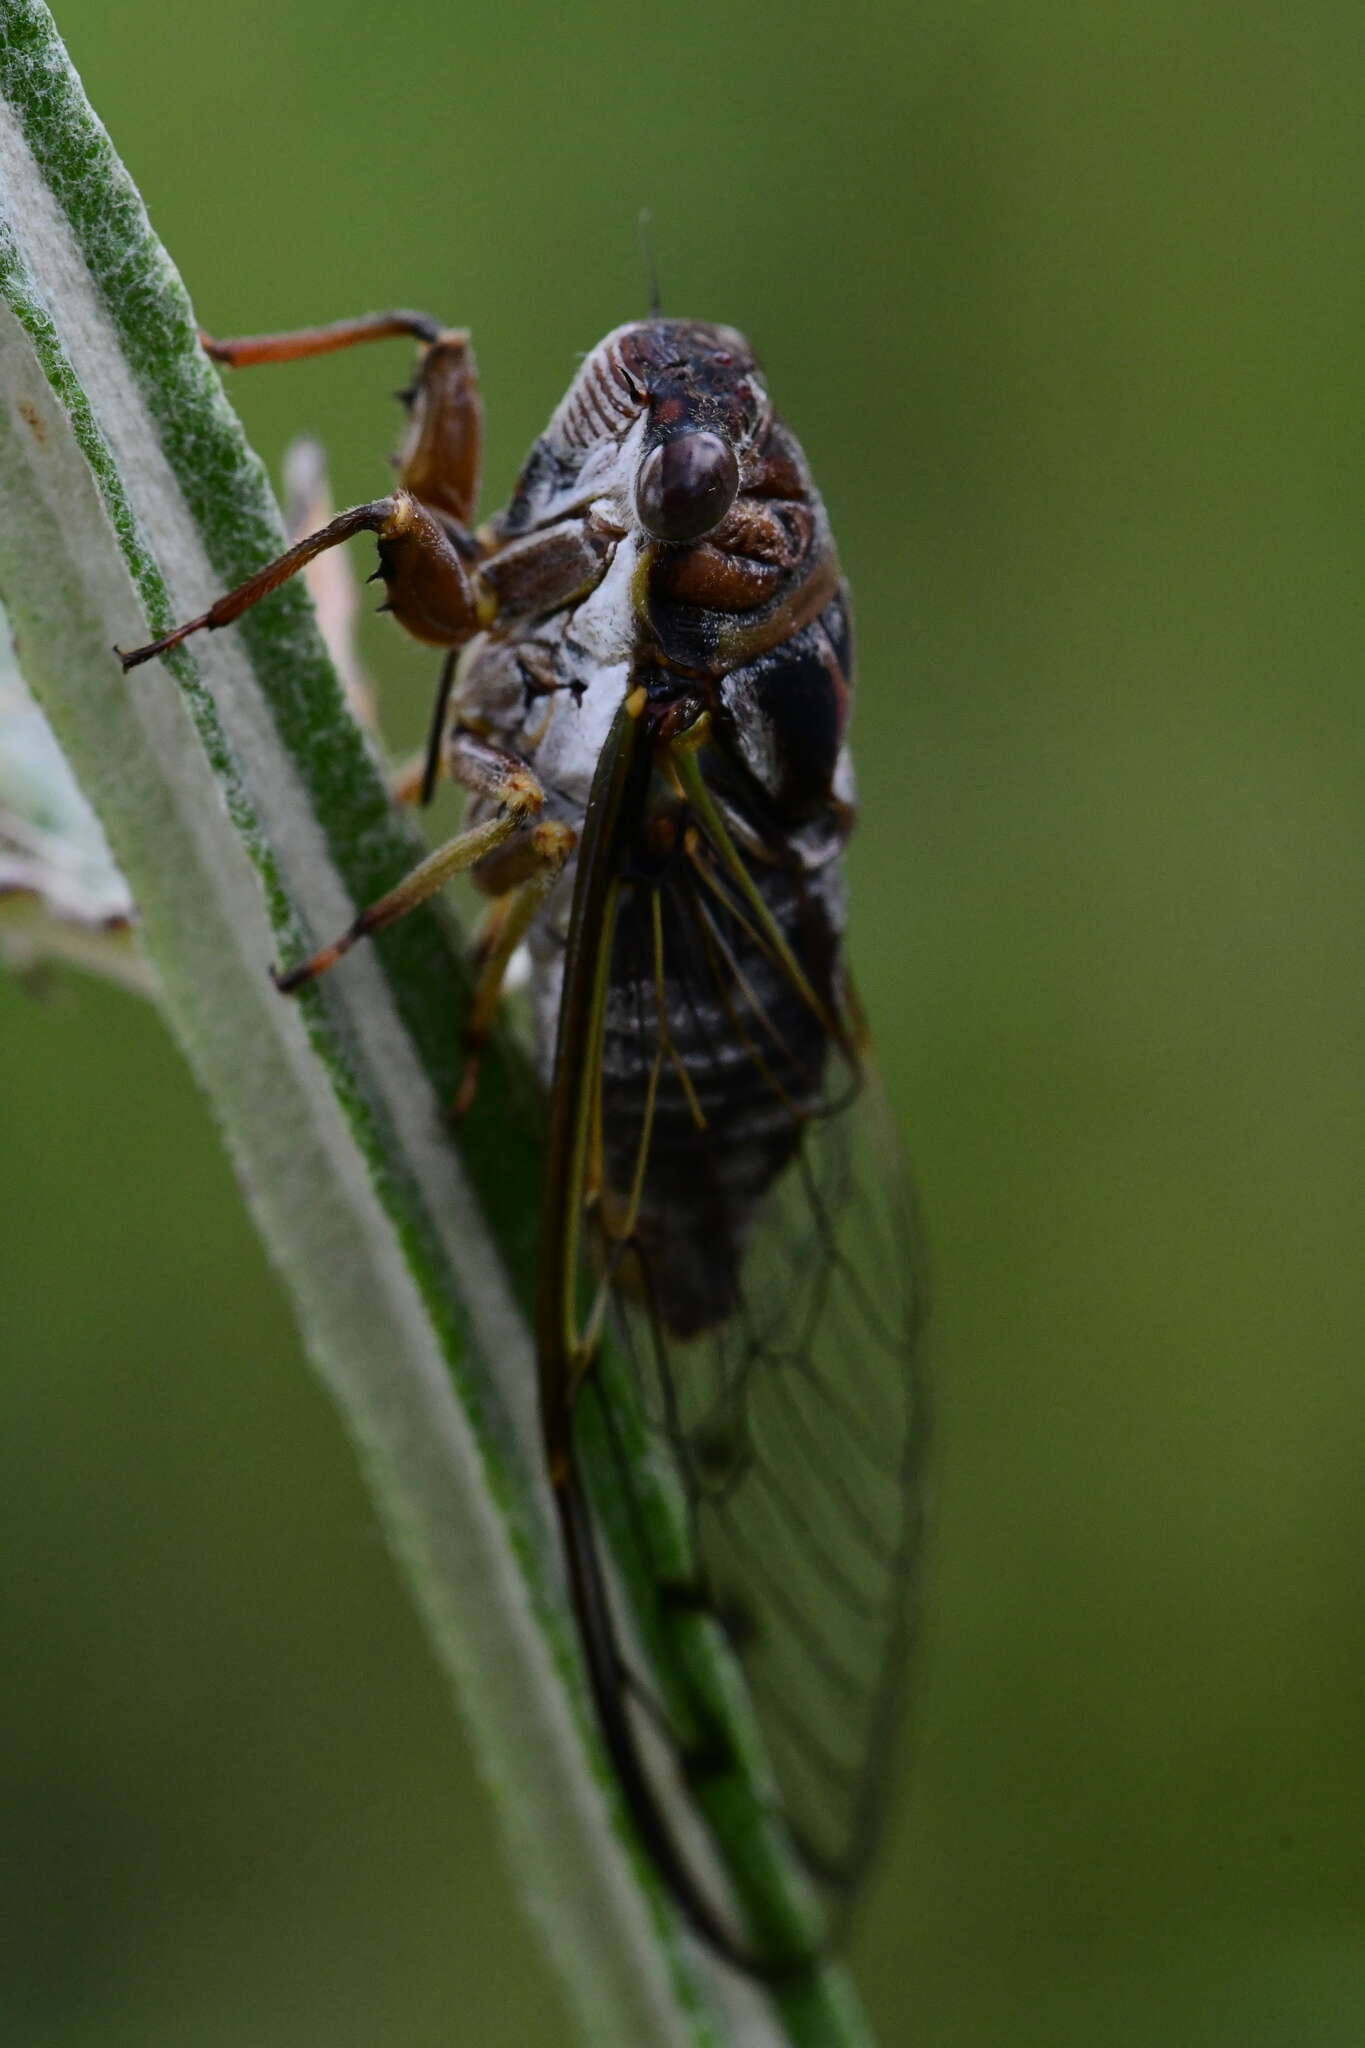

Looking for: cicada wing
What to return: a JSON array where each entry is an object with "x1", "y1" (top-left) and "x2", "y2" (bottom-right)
[
  {"x1": 600, "y1": 1035, "x2": 929, "y2": 1907},
  {"x1": 550, "y1": 738, "x2": 930, "y2": 1956}
]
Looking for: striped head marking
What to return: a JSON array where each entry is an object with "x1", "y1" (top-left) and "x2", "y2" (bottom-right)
[{"x1": 554, "y1": 320, "x2": 772, "y2": 545}]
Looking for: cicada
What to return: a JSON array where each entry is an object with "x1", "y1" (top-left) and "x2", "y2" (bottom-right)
[{"x1": 122, "y1": 310, "x2": 928, "y2": 1974}]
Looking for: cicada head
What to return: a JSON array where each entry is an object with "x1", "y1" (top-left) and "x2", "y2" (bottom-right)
[{"x1": 525, "y1": 319, "x2": 770, "y2": 541}]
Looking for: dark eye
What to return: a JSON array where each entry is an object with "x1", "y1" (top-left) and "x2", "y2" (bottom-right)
[{"x1": 635, "y1": 432, "x2": 740, "y2": 543}]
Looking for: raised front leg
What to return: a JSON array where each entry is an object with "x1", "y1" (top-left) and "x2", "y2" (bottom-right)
[
  {"x1": 117, "y1": 489, "x2": 483, "y2": 670},
  {"x1": 118, "y1": 309, "x2": 487, "y2": 669},
  {"x1": 200, "y1": 309, "x2": 482, "y2": 527},
  {"x1": 200, "y1": 308, "x2": 443, "y2": 366},
  {"x1": 394, "y1": 331, "x2": 481, "y2": 528}
]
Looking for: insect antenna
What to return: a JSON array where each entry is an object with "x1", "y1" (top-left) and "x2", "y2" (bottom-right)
[{"x1": 637, "y1": 209, "x2": 664, "y2": 318}]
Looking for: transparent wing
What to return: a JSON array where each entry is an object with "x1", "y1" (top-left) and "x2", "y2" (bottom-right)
[
  {"x1": 560, "y1": 780, "x2": 929, "y2": 1947},
  {"x1": 610, "y1": 1062, "x2": 926, "y2": 1893}
]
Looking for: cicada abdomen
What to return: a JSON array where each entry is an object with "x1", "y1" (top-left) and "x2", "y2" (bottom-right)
[{"x1": 120, "y1": 309, "x2": 928, "y2": 1978}]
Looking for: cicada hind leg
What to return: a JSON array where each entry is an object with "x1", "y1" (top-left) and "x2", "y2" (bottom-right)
[{"x1": 272, "y1": 729, "x2": 572, "y2": 1001}]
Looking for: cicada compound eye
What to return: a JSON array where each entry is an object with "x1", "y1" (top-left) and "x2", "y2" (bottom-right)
[{"x1": 635, "y1": 432, "x2": 740, "y2": 544}]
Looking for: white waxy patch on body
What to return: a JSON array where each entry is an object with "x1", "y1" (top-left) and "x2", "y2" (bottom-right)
[
  {"x1": 530, "y1": 651, "x2": 631, "y2": 812},
  {"x1": 484, "y1": 520, "x2": 645, "y2": 816},
  {"x1": 456, "y1": 423, "x2": 655, "y2": 1066},
  {"x1": 462, "y1": 414, "x2": 649, "y2": 819},
  {"x1": 535, "y1": 409, "x2": 649, "y2": 531},
  {"x1": 518, "y1": 531, "x2": 644, "y2": 980},
  {"x1": 559, "y1": 507, "x2": 643, "y2": 672}
]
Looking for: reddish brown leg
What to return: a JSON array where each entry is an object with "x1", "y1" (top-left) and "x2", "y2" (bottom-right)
[
  {"x1": 199, "y1": 310, "x2": 442, "y2": 367},
  {"x1": 118, "y1": 500, "x2": 396, "y2": 668},
  {"x1": 200, "y1": 309, "x2": 483, "y2": 528},
  {"x1": 116, "y1": 491, "x2": 482, "y2": 671},
  {"x1": 396, "y1": 331, "x2": 482, "y2": 528}
]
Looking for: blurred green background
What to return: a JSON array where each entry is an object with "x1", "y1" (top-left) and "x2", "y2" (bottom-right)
[{"x1": 4, "y1": 2, "x2": 1363, "y2": 2042}]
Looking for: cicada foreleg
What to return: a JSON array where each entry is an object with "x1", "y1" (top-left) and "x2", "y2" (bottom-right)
[
  {"x1": 271, "y1": 732, "x2": 572, "y2": 996},
  {"x1": 202, "y1": 310, "x2": 482, "y2": 528},
  {"x1": 118, "y1": 315, "x2": 486, "y2": 671},
  {"x1": 116, "y1": 489, "x2": 483, "y2": 671},
  {"x1": 199, "y1": 308, "x2": 443, "y2": 368}
]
